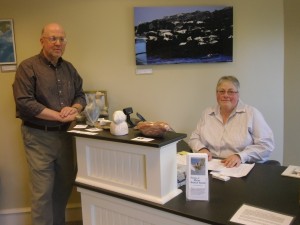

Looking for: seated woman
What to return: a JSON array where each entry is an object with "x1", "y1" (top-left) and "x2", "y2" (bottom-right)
[{"x1": 188, "y1": 76, "x2": 275, "y2": 168}]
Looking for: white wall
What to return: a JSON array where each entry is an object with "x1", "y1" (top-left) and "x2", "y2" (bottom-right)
[{"x1": 0, "y1": 0, "x2": 285, "y2": 223}]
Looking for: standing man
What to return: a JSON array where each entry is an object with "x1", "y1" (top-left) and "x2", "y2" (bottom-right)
[{"x1": 13, "y1": 23, "x2": 86, "y2": 225}]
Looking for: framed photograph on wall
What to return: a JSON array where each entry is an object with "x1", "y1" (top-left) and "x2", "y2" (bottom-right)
[
  {"x1": 134, "y1": 6, "x2": 233, "y2": 65},
  {"x1": 0, "y1": 19, "x2": 17, "y2": 65}
]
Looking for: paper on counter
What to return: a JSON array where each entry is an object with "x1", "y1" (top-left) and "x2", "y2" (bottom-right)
[
  {"x1": 208, "y1": 159, "x2": 254, "y2": 178},
  {"x1": 131, "y1": 137, "x2": 154, "y2": 142},
  {"x1": 230, "y1": 204, "x2": 294, "y2": 225},
  {"x1": 68, "y1": 130, "x2": 98, "y2": 135},
  {"x1": 73, "y1": 124, "x2": 88, "y2": 129},
  {"x1": 281, "y1": 165, "x2": 300, "y2": 178},
  {"x1": 176, "y1": 155, "x2": 254, "y2": 178},
  {"x1": 85, "y1": 127, "x2": 102, "y2": 132}
]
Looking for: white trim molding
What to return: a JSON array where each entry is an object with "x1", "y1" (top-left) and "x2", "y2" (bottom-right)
[{"x1": 0, "y1": 203, "x2": 82, "y2": 225}]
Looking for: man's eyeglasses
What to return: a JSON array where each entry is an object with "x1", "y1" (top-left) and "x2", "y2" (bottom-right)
[
  {"x1": 43, "y1": 36, "x2": 67, "y2": 44},
  {"x1": 217, "y1": 90, "x2": 239, "y2": 96}
]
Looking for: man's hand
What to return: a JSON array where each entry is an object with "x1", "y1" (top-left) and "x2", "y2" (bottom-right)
[
  {"x1": 58, "y1": 106, "x2": 78, "y2": 122},
  {"x1": 59, "y1": 113, "x2": 77, "y2": 123},
  {"x1": 60, "y1": 106, "x2": 78, "y2": 118},
  {"x1": 36, "y1": 107, "x2": 79, "y2": 123},
  {"x1": 221, "y1": 154, "x2": 241, "y2": 168}
]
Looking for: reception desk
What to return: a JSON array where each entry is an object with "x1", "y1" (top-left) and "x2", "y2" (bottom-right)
[
  {"x1": 70, "y1": 125, "x2": 186, "y2": 204},
  {"x1": 70, "y1": 126, "x2": 300, "y2": 225}
]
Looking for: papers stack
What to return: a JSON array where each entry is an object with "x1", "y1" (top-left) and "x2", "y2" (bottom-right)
[{"x1": 177, "y1": 153, "x2": 255, "y2": 178}]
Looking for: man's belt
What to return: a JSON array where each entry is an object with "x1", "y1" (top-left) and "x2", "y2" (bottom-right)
[{"x1": 23, "y1": 121, "x2": 70, "y2": 132}]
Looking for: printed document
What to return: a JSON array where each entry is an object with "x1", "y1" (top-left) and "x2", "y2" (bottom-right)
[
  {"x1": 208, "y1": 159, "x2": 254, "y2": 177},
  {"x1": 230, "y1": 204, "x2": 294, "y2": 225},
  {"x1": 281, "y1": 165, "x2": 300, "y2": 178},
  {"x1": 177, "y1": 154, "x2": 254, "y2": 178}
]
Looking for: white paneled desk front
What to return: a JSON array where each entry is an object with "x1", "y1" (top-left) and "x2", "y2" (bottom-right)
[{"x1": 69, "y1": 124, "x2": 191, "y2": 225}]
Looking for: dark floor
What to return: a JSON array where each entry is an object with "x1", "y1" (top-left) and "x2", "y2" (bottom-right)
[{"x1": 66, "y1": 221, "x2": 83, "y2": 225}]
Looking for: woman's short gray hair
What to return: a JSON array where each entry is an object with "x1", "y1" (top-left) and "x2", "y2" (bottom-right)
[{"x1": 216, "y1": 76, "x2": 240, "y2": 91}]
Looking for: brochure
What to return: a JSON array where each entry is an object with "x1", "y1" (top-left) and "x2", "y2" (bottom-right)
[{"x1": 186, "y1": 153, "x2": 209, "y2": 201}]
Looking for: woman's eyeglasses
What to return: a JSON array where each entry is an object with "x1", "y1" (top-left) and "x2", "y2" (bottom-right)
[{"x1": 217, "y1": 90, "x2": 239, "y2": 96}]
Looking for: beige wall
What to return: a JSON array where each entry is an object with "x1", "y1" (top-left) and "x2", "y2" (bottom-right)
[
  {"x1": 0, "y1": 0, "x2": 289, "y2": 220},
  {"x1": 284, "y1": 0, "x2": 300, "y2": 165}
]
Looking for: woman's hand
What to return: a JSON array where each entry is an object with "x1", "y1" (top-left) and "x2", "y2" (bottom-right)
[
  {"x1": 221, "y1": 154, "x2": 241, "y2": 168},
  {"x1": 198, "y1": 148, "x2": 213, "y2": 161}
]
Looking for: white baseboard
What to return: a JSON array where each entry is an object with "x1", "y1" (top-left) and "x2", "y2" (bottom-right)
[{"x1": 0, "y1": 203, "x2": 82, "y2": 225}]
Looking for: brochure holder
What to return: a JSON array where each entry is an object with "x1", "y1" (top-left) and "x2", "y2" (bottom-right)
[{"x1": 186, "y1": 153, "x2": 209, "y2": 201}]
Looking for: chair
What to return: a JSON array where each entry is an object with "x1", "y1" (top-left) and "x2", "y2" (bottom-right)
[{"x1": 262, "y1": 160, "x2": 281, "y2": 166}]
